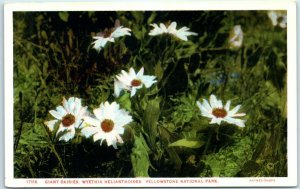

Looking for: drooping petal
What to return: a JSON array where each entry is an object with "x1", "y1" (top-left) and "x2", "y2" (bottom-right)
[
  {"x1": 114, "y1": 80, "x2": 123, "y2": 97},
  {"x1": 93, "y1": 132, "x2": 103, "y2": 142},
  {"x1": 116, "y1": 134, "x2": 124, "y2": 144},
  {"x1": 209, "y1": 118, "x2": 222, "y2": 125},
  {"x1": 105, "y1": 135, "x2": 114, "y2": 147},
  {"x1": 115, "y1": 125, "x2": 125, "y2": 135},
  {"x1": 59, "y1": 128, "x2": 76, "y2": 142},
  {"x1": 130, "y1": 87, "x2": 137, "y2": 97}
]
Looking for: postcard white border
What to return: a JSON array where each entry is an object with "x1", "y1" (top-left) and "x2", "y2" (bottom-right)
[{"x1": 4, "y1": 1, "x2": 297, "y2": 187}]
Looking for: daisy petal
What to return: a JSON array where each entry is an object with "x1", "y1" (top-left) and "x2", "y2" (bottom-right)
[
  {"x1": 84, "y1": 116, "x2": 100, "y2": 127},
  {"x1": 232, "y1": 113, "x2": 246, "y2": 117},
  {"x1": 49, "y1": 110, "x2": 64, "y2": 120},
  {"x1": 130, "y1": 88, "x2": 137, "y2": 97},
  {"x1": 81, "y1": 126, "x2": 99, "y2": 138},
  {"x1": 228, "y1": 105, "x2": 241, "y2": 116},
  {"x1": 210, "y1": 95, "x2": 218, "y2": 109},
  {"x1": 44, "y1": 120, "x2": 58, "y2": 131},
  {"x1": 93, "y1": 132, "x2": 103, "y2": 142},
  {"x1": 141, "y1": 75, "x2": 156, "y2": 88},
  {"x1": 225, "y1": 100, "x2": 231, "y2": 111},
  {"x1": 137, "y1": 67, "x2": 144, "y2": 77},
  {"x1": 225, "y1": 117, "x2": 245, "y2": 127},
  {"x1": 59, "y1": 128, "x2": 75, "y2": 142}
]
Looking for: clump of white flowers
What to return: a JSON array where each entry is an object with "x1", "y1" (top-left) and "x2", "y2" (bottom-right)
[
  {"x1": 149, "y1": 21, "x2": 197, "y2": 41},
  {"x1": 229, "y1": 25, "x2": 243, "y2": 49},
  {"x1": 114, "y1": 67, "x2": 157, "y2": 97},
  {"x1": 197, "y1": 94, "x2": 246, "y2": 127},
  {"x1": 81, "y1": 102, "x2": 133, "y2": 149},
  {"x1": 268, "y1": 11, "x2": 287, "y2": 28},
  {"x1": 44, "y1": 97, "x2": 88, "y2": 141},
  {"x1": 92, "y1": 19, "x2": 131, "y2": 52}
]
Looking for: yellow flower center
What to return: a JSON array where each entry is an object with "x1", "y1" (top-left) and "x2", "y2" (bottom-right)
[
  {"x1": 101, "y1": 119, "x2": 114, "y2": 133},
  {"x1": 131, "y1": 79, "x2": 142, "y2": 87},
  {"x1": 62, "y1": 114, "x2": 75, "y2": 127},
  {"x1": 212, "y1": 108, "x2": 227, "y2": 118}
]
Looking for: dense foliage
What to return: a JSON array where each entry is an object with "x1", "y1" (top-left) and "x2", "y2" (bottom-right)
[{"x1": 13, "y1": 11, "x2": 287, "y2": 178}]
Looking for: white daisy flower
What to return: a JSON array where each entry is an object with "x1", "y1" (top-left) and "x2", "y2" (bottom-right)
[
  {"x1": 81, "y1": 101, "x2": 133, "y2": 149},
  {"x1": 114, "y1": 67, "x2": 156, "y2": 97},
  {"x1": 44, "y1": 97, "x2": 88, "y2": 142},
  {"x1": 92, "y1": 19, "x2": 131, "y2": 52},
  {"x1": 149, "y1": 21, "x2": 197, "y2": 41},
  {"x1": 229, "y1": 25, "x2": 243, "y2": 49},
  {"x1": 268, "y1": 11, "x2": 287, "y2": 28},
  {"x1": 196, "y1": 94, "x2": 246, "y2": 127}
]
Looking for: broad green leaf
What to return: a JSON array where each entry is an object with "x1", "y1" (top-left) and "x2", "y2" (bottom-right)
[
  {"x1": 117, "y1": 93, "x2": 131, "y2": 111},
  {"x1": 130, "y1": 134, "x2": 151, "y2": 177},
  {"x1": 143, "y1": 98, "x2": 160, "y2": 148},
  {"x1": 169, "y1": 139, "x2": 204, "y2": 148},
  {"x1": 58, "y1": 12, "x2": 69, "y2": 22}
]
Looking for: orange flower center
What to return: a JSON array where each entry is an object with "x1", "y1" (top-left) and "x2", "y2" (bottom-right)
[
  {"x1": 101, "y1": 119, "x2": 114, "y2": 133},
  {"x1": 62, "y1": 114, "x2": 75, "y2": 127},
  {"x1": 131, "y1": 79, "x2": 142, "y2": 87},
  {"x1": 212, "y1": 108, "x2": 227, "y2": 118}
]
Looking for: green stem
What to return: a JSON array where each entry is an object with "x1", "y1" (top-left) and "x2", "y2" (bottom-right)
[
  {"x1": 215, "y1": 125, "x2": 220, "y2": 141},
  {"x1": 199, "y1": 47, "x2": 228, "y2": 52},
  {"x1": 203, "y1": 128, "x2": 214, "y2": 155},
  {"x1": 49, "y1": 144, "x2": 67, "y2": 177}
]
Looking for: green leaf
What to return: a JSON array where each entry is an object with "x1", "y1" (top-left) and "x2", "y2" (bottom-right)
[
  {"x1": 169, "y1": 139, "x2": 204, "y2": 148},
  {"x1": 58, "y1": 12, "x2": 69, "y2": 22},
  {"x1": 117, "y1": 93, "x2": 131, "y2": 111},
  {"x1": 130, "y1": 134, "x2": 151, "y2": 177},
  {"x1": 143, "y1": 98, "x2": 160, "y2": 148}
]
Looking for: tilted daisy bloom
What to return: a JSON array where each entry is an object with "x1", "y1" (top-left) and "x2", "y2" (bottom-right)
[
  {"x1": 196, "y1": 94, "x2": 246, "y2": 127},
  {"x1": 268, "y1": 11, "x2": 287, "y2": 28},
  {"x1": 44, "y1": 97, "x2": 88, "y2": 141},
  {"x1": 92, "y1": 19, "x2": 131, "y2": 52},
  {"x1": 229, "y1": 25, "x2": 243, "y2": 49},
  {"x1": 149, "y1": 21, "x2": 197, "y2": 41},
  {"x1": 81, "y1": 101, "x2": 133, "y2": 149},
  {"x1": 114, "y1": 67, "x2": 157, "y2": 97}
]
